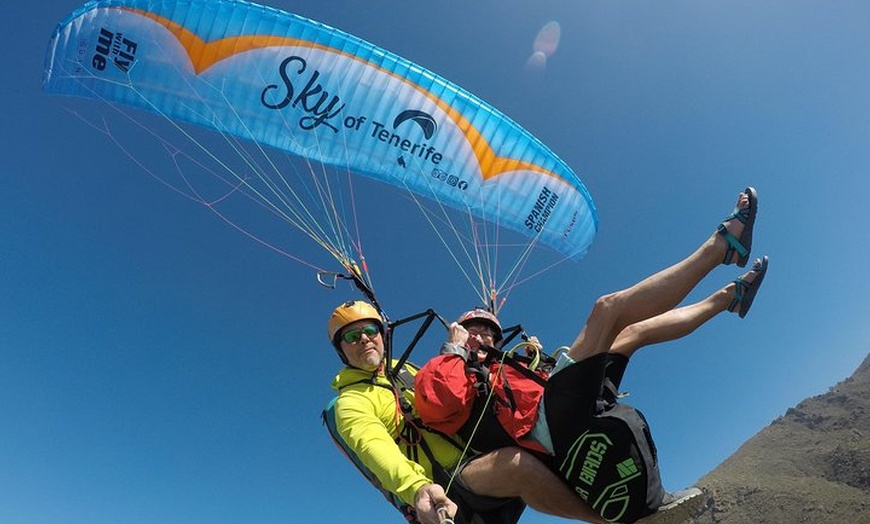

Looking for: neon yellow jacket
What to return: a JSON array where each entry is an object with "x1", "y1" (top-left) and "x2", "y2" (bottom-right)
[{"x1": 331, "y1": 360, "x2": 464, "y2": 507}]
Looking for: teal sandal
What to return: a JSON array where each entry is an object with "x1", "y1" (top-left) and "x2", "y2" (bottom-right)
[
  {"x1": 728, "y1": 255, "x2": 769, "y2": 318},
  {"x1": 717, "y1": 187, "x2": 758, "y2": 267}
]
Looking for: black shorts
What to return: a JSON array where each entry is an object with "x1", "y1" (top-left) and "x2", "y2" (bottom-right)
[
  {"x1": 543, "y1": 353, "x2": 628, "y2": 438},
  {"x1": 436, "y1": 456, "x2": 526, "y2": 524}
]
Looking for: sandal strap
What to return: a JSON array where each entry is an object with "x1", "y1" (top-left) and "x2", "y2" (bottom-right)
[
  {"x1": 723, "y1": 205, "x2": 751, "y2": 225},
  {"x1": 727, "y1": 258, "x2": 764, "y2": 313},
  {"x1": 727, "y1": 277, "x2": 750, "y2": 313},
  {"x1": 717, "y1": 223, "x2": 749, "y2": 264}
]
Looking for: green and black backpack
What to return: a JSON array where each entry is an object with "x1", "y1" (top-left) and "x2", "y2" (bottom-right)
[{"x1": 557, "y1": 380, "x2": 666, "y2": 523}]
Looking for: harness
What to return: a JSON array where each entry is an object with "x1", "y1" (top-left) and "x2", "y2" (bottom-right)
[
  {"x1": 321, "y1": 275, "x2": 526, "y2": 523},
  {"x1": 452, "y1": 327, "x2": 556, "y2": 456}
]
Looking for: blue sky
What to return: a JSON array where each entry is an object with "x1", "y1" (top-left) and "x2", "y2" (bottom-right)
[{"x1": 3, "y1": 1, "x2": 869, "y2": 524}]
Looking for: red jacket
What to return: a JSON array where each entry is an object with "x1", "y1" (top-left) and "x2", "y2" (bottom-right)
[{"x1": 414, "y1": 352, "x2": 549, "y2": 453}]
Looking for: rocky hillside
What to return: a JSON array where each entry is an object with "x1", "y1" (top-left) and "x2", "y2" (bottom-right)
[{"x1": 664, "y1": 353, "x2": 870, "y2": 523}]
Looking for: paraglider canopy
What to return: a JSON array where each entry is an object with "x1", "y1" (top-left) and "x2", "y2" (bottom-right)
[{"x1": 44, "y1": 0, "x2": 598, "y2": 309}]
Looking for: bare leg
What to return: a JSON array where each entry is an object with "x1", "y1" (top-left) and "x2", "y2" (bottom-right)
[
  {"x1": 609, "y1": 289, "x2": 729, "y2": 358},
  {"x1": 568, "y1": 191, "x2": 753, "y2": 362},
  {"x1": 461, "y1": 448, "x2": 607, "y2": 524},
  {"x1": 610, "y1": 261, "x2": 766, "y2": 358}
]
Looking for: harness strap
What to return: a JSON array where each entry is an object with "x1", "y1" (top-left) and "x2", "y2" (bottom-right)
[
  {"x1": 481, "y1": 346, "x2": 549, "y2": 387},
  {"x1": 601, "y1": 377, "x2": 620, "y2": 405}
]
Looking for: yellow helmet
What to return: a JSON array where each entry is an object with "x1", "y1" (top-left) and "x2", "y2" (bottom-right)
[{"x1": 328, "y1": 300, "x2": 383, "y2": 345}]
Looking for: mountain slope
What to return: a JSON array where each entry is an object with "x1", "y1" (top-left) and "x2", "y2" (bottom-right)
[{"x1": 684, "y1": 353, "x2": 870, "y2": 523}]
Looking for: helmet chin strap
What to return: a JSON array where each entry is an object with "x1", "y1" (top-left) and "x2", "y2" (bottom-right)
[{"x1": 330, "y1": 335, "x2": 350, "y2": 364}]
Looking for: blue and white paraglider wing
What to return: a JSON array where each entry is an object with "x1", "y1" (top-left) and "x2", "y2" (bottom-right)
[{"x1": 44, "y1": 0, "x2": 597, "y2": 263}]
